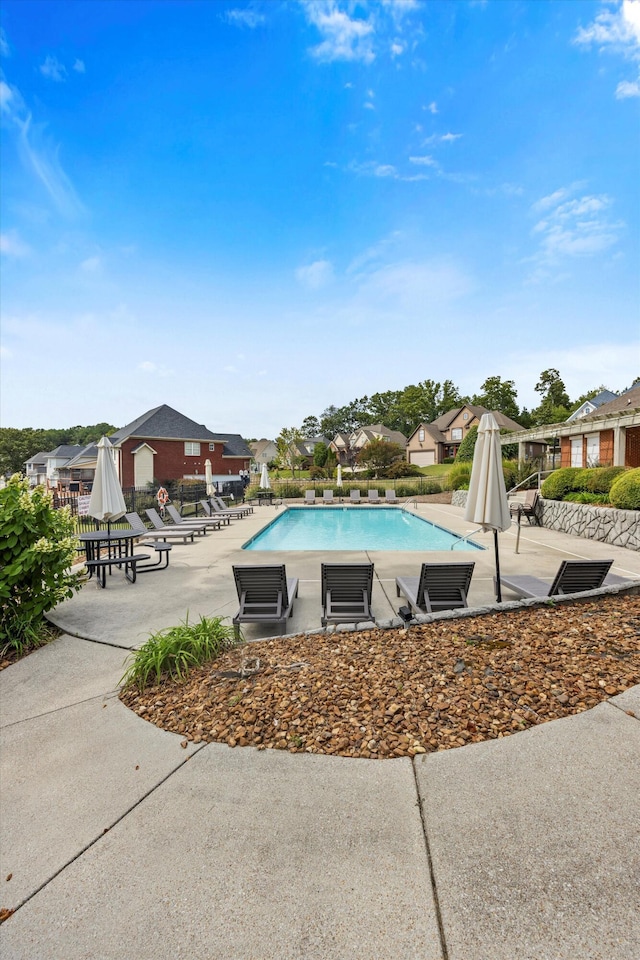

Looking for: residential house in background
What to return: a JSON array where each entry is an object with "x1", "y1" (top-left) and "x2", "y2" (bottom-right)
[
  {"x1": 288, "y1": 436, "x2": 328, "y2": 470},
  {"x1": 565, "y1": 389, "x2": 618, "y2": 422},
  {"x1": 500, "y1": 384, "x2": 640, "y2": 469},
  {"x1": 249, "y1": 439, "x2": 278, "y2": 475},
  {"x1": 330, "y1": 424, "x2": 407, "y2": 468},
  {"x1": 24, "y1": 445, "x2": 89, "y2": 491},
  {"x1": 406, "y1": 405, "x2": 529, "y2": 466}
]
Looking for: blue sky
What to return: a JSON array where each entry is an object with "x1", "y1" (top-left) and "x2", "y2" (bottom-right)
[{"x1": 1, "y1": 0, "x2": 639, "y2": 438}]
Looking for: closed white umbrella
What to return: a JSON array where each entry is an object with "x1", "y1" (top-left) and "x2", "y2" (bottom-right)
[
  {"x1": 205, "y1": 459, "x2": 214, "y2": 496},
  {"x1": 463, "y1": 414, "x2": 511, "y2": 602},
  {"x1": 336, "y1": 464, "x2": 343, "y2": 488},
  {"x1": 89, "y1": 436, "x2": 126, "y2": 531},
  {"x1": 260, "y1": 462, "x2": 271, "y2": 490}
]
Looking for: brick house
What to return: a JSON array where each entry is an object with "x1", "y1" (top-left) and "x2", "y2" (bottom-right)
[
  {"x1": 499, "y1": 384, "x2": 640, "y2": 468},
  {"x1": 66, "y1": 405, "x2": 251, "y2": 487}
]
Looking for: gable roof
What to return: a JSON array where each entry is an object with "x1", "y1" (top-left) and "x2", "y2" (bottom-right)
[
  {"x1": 109, "y1": 404, "x2": 251, "y2": 457},
  {"x1": 581, "y1": 384, "x2": 640, "y2": 420},
  {"x1": 25, "y1": 451, "x2": 51, "y2": 465}
]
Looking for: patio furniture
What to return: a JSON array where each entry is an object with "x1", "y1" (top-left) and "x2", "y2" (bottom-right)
[
  {"x1": 165, "y1": 504, "x2": 222, "y2": 531},
  {"x1": 349, "y1": 490, "x2": 362, "y2": 504},
  {"x1": 321, "y1": 562, "x2": 374, "y2": 627},
  {"x1": 135, "y1": 541, "x2": 172, "y2": 573},
  {"x1": 214, "y1": 495, "x2": 253, "y2": 515},
  {"x1": 304, "y1": 490, "x2": 317, "y2": 505},
  {"x1": 385, "y1": 490, "x2": 398, "y2": 504},
  {"x1": 509, "y1": 490, "x2": 541, "y2": 526},
  {"x1": 368, "y1": 490, "x2": 381, "y2": 503},
  {"x1": 497, "y1": 559, "x2": 614, "y2": 600},
  {"x1": 145, "y1": 507, "x2": 208, "y2": 536},
  {"x1": 232, "y1": 564, "x2": 299, "y2": 640},
  {"x1": 210, "y1": 497, "x2": 251, "y2": 519},
  {"x1": 322, "y1": 490, "x2": 335, "y2": 505},
  {"x1": 125, "y1": 512, "x2": 197, "y2": 544},
  {"x1": 396, "y1": 562, "x2": 475, "y2": 615},
  {"x1": 199, "y1": 500, "x2": 232, "y2": 525}
]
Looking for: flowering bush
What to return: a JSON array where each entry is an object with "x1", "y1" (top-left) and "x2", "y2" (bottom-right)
[{"x1": 0, "y1": 475, "x2": 82, "y2": 650}]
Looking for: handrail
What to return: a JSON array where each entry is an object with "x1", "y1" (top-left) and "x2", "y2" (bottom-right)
[
  {"x1": 449, "y1": 530, "x2": 479, "y2": 550},
  {"x1": 507, "y1": 469, "x2": 554, "y2": 495},
  {"x1": 401, "y1": 497, "x2": 418, "y2": 512}
]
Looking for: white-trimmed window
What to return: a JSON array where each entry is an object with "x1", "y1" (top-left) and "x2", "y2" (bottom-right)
[
  {"x1": 451, "y1": 428, "x2": 463, "y2": 441},
  {"x1": 463, "y1": 413, "x2": 468, "y2": 420},
  {"x1": 418, "y1": 429, "x2": 425, "y2": 442},
  {"x1": 209, "y1": 443, "x2": 215, "y2": 451},
  {"x1": 184, "y1": 442, "x2": 200, "y2": 456}
]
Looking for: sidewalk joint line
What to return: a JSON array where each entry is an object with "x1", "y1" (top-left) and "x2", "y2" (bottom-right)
[{"x1": 411, "y1": 759, "x2": 450, "y2": 960}]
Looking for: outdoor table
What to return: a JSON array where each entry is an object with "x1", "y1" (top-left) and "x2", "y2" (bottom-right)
[
  {"x1": 78, "y1": 530, "x2": 139, "y2": 585},
  {"x1": 257, "y1": 492, "x2": 274, "y2": 506}
]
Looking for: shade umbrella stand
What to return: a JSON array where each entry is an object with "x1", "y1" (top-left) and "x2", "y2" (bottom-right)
[
  {"x1": 205, "y1": 459, "x2": 214, "y2": 497},
  {"x1": 260, "y1": 463, "x2": 271, "y2": 490},
  {"x1": 463, "y1": 414, "x2": 511, "y2": 603},
  {"x1": 88, "y1": 436, "x2": 127, "y2": 539}
]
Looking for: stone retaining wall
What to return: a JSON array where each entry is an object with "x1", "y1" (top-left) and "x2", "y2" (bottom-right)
[
  {"x1": 539, "y1": 499, "x2": 639, "y2": 551},
  {"x1": 450, "y1": 489, "x2": 639, "y2": 552}
]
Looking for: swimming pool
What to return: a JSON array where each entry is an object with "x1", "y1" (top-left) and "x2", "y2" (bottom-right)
[{"x1": 243, "y1": 507, "x2": 483, "y2": 552}]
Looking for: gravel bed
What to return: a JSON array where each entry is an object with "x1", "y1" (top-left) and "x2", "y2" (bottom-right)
[{"x1": 120, "y1": 594, "x2": 640, "y2": 759}]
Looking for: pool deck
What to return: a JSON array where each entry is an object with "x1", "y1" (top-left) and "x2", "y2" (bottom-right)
[
  {"x1": 2, "y1": 501, "x2": 639, "y2": 958},
  {"x1": 49, "y1": 499, "x2": 640, "y2": 648}
]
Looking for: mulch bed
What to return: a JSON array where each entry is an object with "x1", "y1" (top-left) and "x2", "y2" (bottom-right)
[{"x1": 120, "y1": 594, "x2": 640, "y2": 759}]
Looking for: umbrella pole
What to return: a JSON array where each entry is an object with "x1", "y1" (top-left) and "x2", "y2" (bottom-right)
[
  {"x1": 515, "y1": 511, "x2": 521, "y2": 554},
  {"x1": 494, "y1": 529, "x2": 502, "y2": 603}
]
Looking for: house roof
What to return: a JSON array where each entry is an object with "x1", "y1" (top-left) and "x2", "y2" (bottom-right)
[
  {"x1": 407, "y1": 423, "x2": 447, "y2": 445},
  {"x1": 109, "y1": 404, "x2": 251, "y2": 457},
  {"x1": 47, "y1": 444, "x2": 85, "y2": 459},
  {"x1": 65, "y1": 443, "x2": 99, "y2": 468},
  {"x1": 352, "y1": 424, "x2": 408, "y2": 446},
  {"x1": 25, "y1": 451, "x2": 51, "y2": 465},
  {"x1": 409, "y1": 408, "x2": 523, "y2": 445},
  {"x1": 249, "y1": 439, "x2": 276, "y2": 457},
  {"x1": 581, "y1": 384, "x2": 640, "y2": 420}
]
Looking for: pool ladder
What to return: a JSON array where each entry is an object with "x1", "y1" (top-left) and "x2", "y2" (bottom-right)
[
  {"x1": 401, "y1": 497, "x2": 419, "y2": 512},
  {"x1": 449, "y1": 530, "x2": 478, "y2": 550}
]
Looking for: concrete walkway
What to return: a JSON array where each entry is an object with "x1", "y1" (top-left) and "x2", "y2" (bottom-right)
[{"x1": 1, "y1": 503, "x2": 639, "y2": 958}]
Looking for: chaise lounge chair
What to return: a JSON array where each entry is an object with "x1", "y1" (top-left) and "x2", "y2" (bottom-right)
[
  {"x1": 164, "y1": 504, "x2": 223, "y2": 531},
  {"x1": 199, "y1": 500, "x2": 232, "y2": 525},
  {"x1": 214, "y1": 495, "x2": 253, "y2": 515},
  {"x1": 385, "y1": 489, "x2": 398, "y2": 504},
  {"x1": 125, "y1": 512, "x2": 197, "y2": 544},
  {"x1": 304, "y1": 490, "x2": 317, "y2": 505},
  {"x1": 145, "y1": 507, "x2": 208, "y2": 536},
  {"x1": 367, "y1": 490, "x2": 381, "y2": 504},
  {"x1": 322, "y1": 490, "x2": 336, "y2": 505},
  {"x1": 498, "y1": 559, "x2": 614, "y2": 600},
  {"x1": 396, "y1": 562, "x2": 475, "y2": 615},
  {"x1": 232, "y1": 564, "x2": 299, "y2": 640},
  {"x1": 509, "y1": 489, "x2": 541, "y2": 526},
  {"x1": 349, "y1": 490, "x2": 362, "y2": 504},
  {"x1": 321, "y1": 562, "x2": 374, "y2": 627},
  {"x1": 210, "y1": 497, "x2": 252, "y2": 519}
]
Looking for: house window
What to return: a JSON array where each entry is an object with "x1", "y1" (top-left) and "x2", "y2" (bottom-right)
[
  {"x1": 451, "y1": 428, "x2": 463, "y2": 441},
  {"x1": 209, "y1": 443, "x2": 215, "y2": 451},
  {"x1": 463, "y1": 413, "x2": 468, "y2": 420},
  {"x1": 419, "y1": 429, "x2": 425, "y2": 442},
  {"x1": 586, "y1": 436, "x2": 600, "y2": 466},
  {"x1": 184, "y1": 442, "x2": 201, "y2": 456}
]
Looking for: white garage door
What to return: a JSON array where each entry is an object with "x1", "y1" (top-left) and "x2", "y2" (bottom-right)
[{"x1": 410, "y1": 450, "x2": 435, "y2": 467}]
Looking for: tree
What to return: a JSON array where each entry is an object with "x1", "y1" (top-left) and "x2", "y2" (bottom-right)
[
  {"x1": 300, "y1": 415, "x2": 320, "y2": 437},
  {"x1": 276, "y1": 427, "x2": 304, "y2": 476},
  {"x1": 532, "y1": 369, "x2": 571, "y2": 425},
  {"x1": 356, "y1": 439, "x2": 405, "y2": 478},
  {"x1": 472, "y1": 376, "x2": 520, "y2": 422},
  {"x1": 313, "y1": 442, "x2": 328, "y2": 468}
]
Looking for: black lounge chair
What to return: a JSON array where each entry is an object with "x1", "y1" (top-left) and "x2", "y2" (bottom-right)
[
  {"x1": 145, "y1": 507, "x2": 208, "y2": 537},
  {"x1": 396, "y1": 562, "x2": 475, "y2": 615},
  {"x1": 509, "y1": 490, "x2": 541, "y2": 526},
  {"x1": 321, "y1": 562, "x2": 374, "y2": 627},
  {"x1": 232, "y1": 564, "x2": 299, "y2": 639},
  {"x1": 498, "y1": 559, "x2": 614, "y2": 599},
  {"x1": 125, "y1": 512, "x2": 197, "y2": 544}
]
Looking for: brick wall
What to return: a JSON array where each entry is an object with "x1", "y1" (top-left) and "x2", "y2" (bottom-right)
[
  {"x1": 119, "y1": 438, "x2": 248, "y2": 486},
  {"x1": 599, "y1": 429, "x2": 614, "y2": 466},
  {"x1": 626, "y1": 427, "x2": 640, "y2": 468}
]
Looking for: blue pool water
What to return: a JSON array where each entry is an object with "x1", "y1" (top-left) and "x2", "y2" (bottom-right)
[{"x1": 243, "y1": 507, "x2": 483, "y2": 552}]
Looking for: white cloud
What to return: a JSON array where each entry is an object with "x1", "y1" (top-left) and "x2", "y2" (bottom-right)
[
  {"x1": 305, "y1": 1, "x2": 375, "y2": 63},
  {"x1": 0, "y1": 231, "x2": 31, "y2": 257},
  {"x1": 364, "y1": 100, "x2": 375, "y2": 110},
  {"x1": 73, "y1": 59, "x2": 86, "y2": 74},
  {"x1": 40, "y1": 55, "x2": 67, "y2": 82},
  {"x1": 80, "y1": 256, "x2": 101, "y2": 273},
  {"x1": 409, "y1": 155, "x2": 438, "y2": 166},
  {"x1": 224, "y1": 7, "x2": 266, "y2": 28},
  {"x1": 532, "y1": 181, "x2": 587, "y2": 212},
  {"x1": 426, "y1": 101, "x2": 438, "y2": 114},
  {"x1": 0, "y1": 79, "x2": 16, "y2": 113},
  {"x1": 138, "y1": 360, "x2": 174, "y2": 377},
  {"x1": 391, "y1": 40, "x2": 405, "y2": 57},
  {"x1": 296, "y1": 259, "x2": 335, "y2": 289},
  {"x1": 422, "y1": 132, "x2": 462, "y2": 145},
  {"x1": 0, "y1": 28, "x2": 9, "y2": 57},
  {"x1": 616, "y1": 77, "x2": 640, "y2": 96},
  {"x1": 574, "y1": 0, "x2": 640, "y2": 98}
]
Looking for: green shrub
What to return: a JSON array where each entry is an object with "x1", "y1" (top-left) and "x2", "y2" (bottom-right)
[
  {"x1": 0, "y1": 475, "x2": 82, "y2": 651},
  {"x1": 583, "y1": 466, "x2": 626, "y2": 494},
  {"x1": 447, "y1": 463, "x2": 472, "y2": 491},
  {"x1": 385, "y1": 460, "x2": 423, "y2": 479},
  {"x1": 120, "y1": 615, "x2": 237, "y2": 690},
  {"x1": 276, "y1": 483, "x2": 304, "y2": 499},
  {"x1": 501, "y1": 461, "x2": 518, "y2": 491},
  {"x1": 564, "y1": 492, "x2": 610, "y2": 505},
  {"x1": 540, "y1": 468, "x2": 583, "y2": 500},
  {"x1": 442, "y1": 457, "x2": 456, "y2": 464},
  {"x1": 609, "y1": 468, "x2": 640, "y2": 510}
]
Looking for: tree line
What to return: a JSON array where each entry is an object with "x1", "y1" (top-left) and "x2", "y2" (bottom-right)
[
  {"x1": 280, "y1": 369, "x2": 637, "y2": 445},
  {"x1": 0, "y1": 424, "x2": 116, "y2": 477}
]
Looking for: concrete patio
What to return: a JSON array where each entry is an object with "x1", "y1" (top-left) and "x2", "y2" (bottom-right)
[{"x1": 1, "y1": 501, "x2": 639, "y2": 959}]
